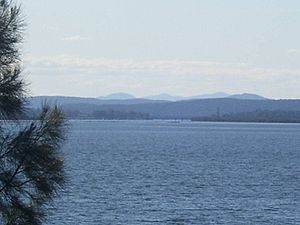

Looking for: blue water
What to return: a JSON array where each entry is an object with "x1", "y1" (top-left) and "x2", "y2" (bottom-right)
[{"x1": 47, "y1": 121, "x2": 300, "y2": 225}]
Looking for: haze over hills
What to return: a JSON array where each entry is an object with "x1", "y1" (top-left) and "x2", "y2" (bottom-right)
[
  {"x1": 98, "y1": 92, "x2": 135, "y2": 100},
  {"x1": 228, "y1": 93, "x2": 266, "y2": 100},
  {"x1": 94, "y1": 92, "x2": 266, "y2": 101},
  {"x1": 144, "y1": 92, "x2": 231, "y2": 101},
  {"x1": 189, "y1": 92, "x2": 230, "y2": 100},
  {"x1": 28, "y1": 96, "x2": 166, "y2": 108},
  {"x1": 144, "y1": 93, "x2": 185, "y2": 101}
]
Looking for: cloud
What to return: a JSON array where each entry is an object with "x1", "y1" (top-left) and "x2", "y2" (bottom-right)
[
  {"x1": 24, "y1": 54, "x2": 300, "y2": 98},
  {"x1": 25, "y1": 54, "x2": 300, "y2": 78},
  {"x1": 62, "y1": 35, "x2": 90, "y2": 42},
  {"x1": 287, "y1": 49, "x2": 300, "y2": 55}
]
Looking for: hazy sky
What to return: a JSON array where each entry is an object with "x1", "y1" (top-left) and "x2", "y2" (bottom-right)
[{"x1": 22, "y1": 0, "x2": 300, "y2": 98}]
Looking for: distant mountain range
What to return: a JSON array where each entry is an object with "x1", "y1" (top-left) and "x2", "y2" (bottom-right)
[
  {"x1": 29, "y1": 92, "x2": 267, "y2": 109},
  {"x1": 97, "y1": 92, "x2": 267, "y2": 101},
  {"x1": 26, "y1": 93, "x2": 300, "y2": 120}
]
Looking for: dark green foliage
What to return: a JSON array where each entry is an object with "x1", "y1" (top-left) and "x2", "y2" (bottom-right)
[
  {"x1": 0, "y1": 107, "x2": 67, "y2": 225},
  {"x1": 0, "y1": 0, "x2": 25, "y2": 119},
  {"x1": 0, "y1": 1, "x2": 67, "y2": 224},
  {"x1": 0, "y1": 0, "x2": 24, "y2": 67},
  {"x1": 0, "y1": 66, "x2": 25, "y2": 119}
]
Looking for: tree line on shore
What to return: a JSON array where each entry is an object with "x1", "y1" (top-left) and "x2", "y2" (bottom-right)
[
  {"x1": 20, "y1": 107, "x2": 300, "y2": 123},
  {"x1": 192, "y1": 110, "x2": 300, "y2": 123}
]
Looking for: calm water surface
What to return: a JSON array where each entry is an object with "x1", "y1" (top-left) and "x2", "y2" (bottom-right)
[{"x1": 47, "y1": 121, "x2": 300, "y2": 225}]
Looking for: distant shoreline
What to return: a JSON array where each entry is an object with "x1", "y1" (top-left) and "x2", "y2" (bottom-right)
[
  {"x1": 44, "y1": 119, "x2": 300, "y2": 124},
  {"x1": 191, "y1": 119, "x2": 300, "y2": 124},
  {"x1": 9, "y1": 118, "x2": 300, "y2": 124}
]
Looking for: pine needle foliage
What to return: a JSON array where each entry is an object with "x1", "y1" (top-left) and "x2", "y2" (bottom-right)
[{"x1": 0, "y1": 1, "x2": 67, "y2": 224}]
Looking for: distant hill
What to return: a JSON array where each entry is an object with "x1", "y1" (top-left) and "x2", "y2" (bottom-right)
[
  {"x1": 28, "y1": 96, "x2": 300, "y2": 120},
  {"x1": 84, "y1": 98, "x2": 299, "y2": 119}
]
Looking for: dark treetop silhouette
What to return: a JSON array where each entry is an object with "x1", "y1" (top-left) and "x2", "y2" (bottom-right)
[{"x1": 0, "y1": 1, "x2": 67, "y2": 224}]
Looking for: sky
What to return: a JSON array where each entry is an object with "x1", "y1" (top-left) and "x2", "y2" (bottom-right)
[{"x1": 21, "y1": 0, "x2": 300, "y2": 98}]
